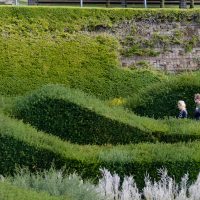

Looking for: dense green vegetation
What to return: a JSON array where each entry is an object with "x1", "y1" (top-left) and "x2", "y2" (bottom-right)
[
  {"x1": 127, "y1": 73, "x2": 200, "y2": 119},
  {"x1": 9, "y1": 84, "x2": 200, "y2": 144},
  {"x1": 1, "y1": 7, "x2": 200, "y2": 198},
  {"x1": 1, "y1": 111, "x2": 200, "y2": 188},
  {"x1": 0, "y1": 6, "x2": 170, "y2": 99},
  {"x1": 1, "y1": 7, "x2": 200, "y2": 34},
  {"x1": 0, "y1": 30, "x2": 165, "y2": 99}
]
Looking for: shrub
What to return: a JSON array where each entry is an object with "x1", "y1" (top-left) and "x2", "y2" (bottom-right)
[
  {"x1": 0, "y1": 112, "x2": 101, "y2": 179},
  {"x1": 8, "y1": 168, "x2": 102, "y2": 200},
  {"x1": 127, "y1": 72, "x2": 200, "y2": 119},
  {"x1": 5, "y1": 168, "x2": 200, "y2": 200},
  {"x1": 11, "y1": 84, "x2": 200, "y2": 145},
  {"x1": 2, "y1": 112, "x2": 200, "y2": 188},
  {"x1": 0, "y1": 34, "x2": 164, "y2": 99},
  {"x1": 0, "y1": 7, "x2": 167, "y2": 99},
  {"x1": 0, "y1": 7, "x2": 200, "y2": 35},
  {"x1": 11, "y1": 84, "x2": 161, "y2": 145}
]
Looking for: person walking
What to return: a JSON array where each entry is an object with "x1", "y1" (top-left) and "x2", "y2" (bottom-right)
[
  {"x1": 177, "y1": 100, "x2": 188, "y2": 119},
  {"x1": 194, "y1": 94, "x2": 200, "y2": 120}
]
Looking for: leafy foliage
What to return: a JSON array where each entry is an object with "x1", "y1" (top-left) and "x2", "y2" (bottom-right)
[
  {"x1": 127, "y1": 73, "x2": 200, "y2": 119},
  {"x1": 10, "y1": 84, "x2": 200, "y2": 145},
  {"x1": 1, "y1": 109, "x2": 200, "y2": 188},
  {"x1": 0, "y1": 7, "x2": 168, "y2": 99}
]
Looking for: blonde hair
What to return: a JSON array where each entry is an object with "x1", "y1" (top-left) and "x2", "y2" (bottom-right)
[
  {"x1": 178, "y1": 100, "x2": 186, "y2": 109},
  {"x1": 195, "y1": 93, "x2": 200, "y2": 100}
]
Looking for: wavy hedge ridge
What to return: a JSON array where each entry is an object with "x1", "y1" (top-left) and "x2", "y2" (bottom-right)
[
  {"x1": 128, "y1": 73, "x2": 200, "y2": 119},
  {"x1": 1, "y1": 112, "x2": 200, "y2": 188},
  {"x1": 10, "y1": 85, "x2": 200, "y2": 145}
]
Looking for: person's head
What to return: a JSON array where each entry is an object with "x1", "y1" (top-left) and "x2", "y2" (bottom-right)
[
  {"x1": 178, "y1": 100, "x2": 186, "y2": 111},
  {"x1": 194, "y1": 94, "x2": 200, "y2": 106}
]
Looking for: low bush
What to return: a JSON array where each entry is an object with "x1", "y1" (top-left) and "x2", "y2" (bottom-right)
[
  {"x1": 127, "y1": 72, "x2": 200, "y2": 119},
  {"x1": 8, "y1": 168, "x2": 102, "y2": 200},
  {"x1": 0, "y1": 182, "x2": 65, "y2": 200},
  {"x1": 98, "y1": 169, "x2": 200, "y2": 200},
  {"x1": 11, "y1": 84, "x2": 200, "y2": 145}
]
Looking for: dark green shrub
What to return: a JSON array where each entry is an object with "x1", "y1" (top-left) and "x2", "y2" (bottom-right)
[
  {"x1": 0, "y1": 112, "x2": 101, "y2": 179},
  {"x1": 127, "y1": 73, "x2": 200, "y2": 119},
  {"x1": 1, "y1": 112, "x2": 200, "y2": 188},
  {"x1": 10, "y1": 85, "x2": 160, "y2": 145},
  {"x1": 10, "y1": 85, "x2": 200, "y2": 145}
]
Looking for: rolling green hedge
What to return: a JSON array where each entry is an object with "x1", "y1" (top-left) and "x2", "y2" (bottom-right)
[
  {"x1": 1, "y1": 112, "x2": 200, "y2": 188},
  {"x1": 0, "y1": 182, "x2": 66, "y2": 200},
  {"x1": 10, "y1": 85, "x2": 161, "y2": 145},
  {"x1": 10, "y1": 85, "x2": 200, "y2": 145},
  {"x1": 127, "y1": 73, "x2": 200, "y2": 119}
]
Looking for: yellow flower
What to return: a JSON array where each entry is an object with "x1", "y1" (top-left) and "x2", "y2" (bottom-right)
[{"x1": 108, "y1": 97, "x2": 126, "y2": 106}]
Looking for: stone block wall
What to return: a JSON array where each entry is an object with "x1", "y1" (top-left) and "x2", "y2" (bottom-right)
[
  {"x1": 117, "y1": 22, "x2": 200, "y2": 72},
  {"x1": 122, "y1": 47, "x2": 200, "y2": 72}
]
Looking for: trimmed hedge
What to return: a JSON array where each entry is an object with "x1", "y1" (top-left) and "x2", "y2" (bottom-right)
[
  {"x1": 10, "y1": 85, "x2": 161, "y2": 145},
  {"x1": 0, "y1": 32, "x2": 164, "y2": 99},
  {"x1": 1, "y1": 7, "x2": 200, "y2": 99},
  {"x1": 10, "y1": 85, "x2": 200, "y2": 145},
  {"x1": 1, "y1": 112, "x2": 200, "y2": 188},
  {"x1": 0, "y1": 7, "x2": 168, "y2": 99},
  {"x1": 0, "y1": 182, "x2": 66, "y2": 200},
  {"x1": 127, "y1": 72, "x2": 200, "y2": 119},
  {"x1": 0, "y1": 7, "x2": 200, "y2": 35}
]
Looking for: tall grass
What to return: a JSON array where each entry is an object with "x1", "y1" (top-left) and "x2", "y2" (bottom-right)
[
  {"x1": 4, "y1": 168, "x2": 200, "y2": 200},
  {"x1": 98, "y1": 169, "x2": 200, "y2": 200}
]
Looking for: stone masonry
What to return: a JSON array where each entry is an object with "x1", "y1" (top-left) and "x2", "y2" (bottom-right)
[
  {"x1": 116, "y1": 21, "x2": 200, "y2": 72},
  {"x1": 122, "y1": 47, "x2": 200, "y2": 72}
]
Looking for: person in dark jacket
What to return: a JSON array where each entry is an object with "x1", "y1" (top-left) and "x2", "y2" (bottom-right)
[
  {"x1": 177, "y1": 100, "x2": 188, "y2": 119},
  {"x1": 194, "y1": 94, "x2": 200, "y2": 120}
]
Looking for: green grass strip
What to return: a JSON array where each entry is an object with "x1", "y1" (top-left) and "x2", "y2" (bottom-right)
[{"x1": 0, "y1": 182, "x2": 67, "y2": 200}]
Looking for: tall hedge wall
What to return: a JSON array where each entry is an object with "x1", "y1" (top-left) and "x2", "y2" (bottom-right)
[
  {"x1": 128, "y1": 73, "x2": 200, "y2": 119},
  {"x1": 10, "y1": 85, "x2": 200, "y2": 145},
  {"x1": 0, "y1": 6, "x2": 168, "y2": 99},
  {"x1": 0, "y1": 7, "x2": 200, "y2": 99}
]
